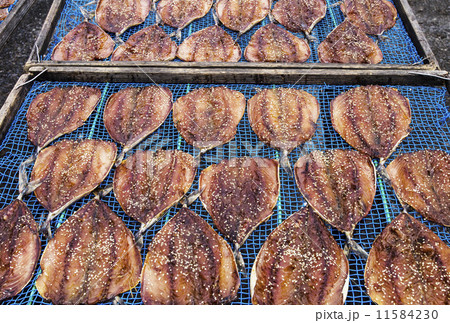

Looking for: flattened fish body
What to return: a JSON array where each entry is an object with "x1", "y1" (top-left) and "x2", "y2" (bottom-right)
[
  {"x1": 272, "y1": 0, "x2": 327, "y2": 33},
  {"x1": 27, "y1": 86, "x2": 101, "y2": 149},
  {"x1": 141, "y1": 207, "x2": 240, "y2": 304},
  {"x1": 35, "y1": 199, "x2": 142, "y2": 304},
  {"x1": 294, "y1": 150, "x2": 376, "y2": 233},
  {"x1": 103, "y1": 86, "x2": 173, "y2": 150},
  {"x1": 317, "y1": 20, "x2": 383, "y2": 64},
  {"x1": 216, "y1": 0, "x2": 270, "y2": 34},
  {"x1": 0, "y1": 200, "x2": 40, "y2": 301},
  {"x1": 30, "y1": 139, "x2": 117, "y2": 214},
  {"x1": 386, "y1": 150, "x2": 450, "y2": 226},
  {"x1": 247, "y1": 87, "x2": 319, "y2": 151},
  {"x1": 173, "y1": 87, "x2": 246, "y2": 151},
  {"x1": 111, "y1": 25, "x2": 177, "y2": 61},
  {"x1": 251, "y1": 207, "x2": 349, "y2": 304},
  {"x1": 157, "y1": 0, "x2": 213, "y2": 30},
  {"x1": 177, "y1": 25, "x2": 241, "y2": 62},
  {"x1": 341, "y1": 0, "x2": 397, "y2": 35},
  {"x1": 0, "y1": 0, "x2": 14, "y2": 8},
  {"x1": 96, "y1": 0, "x2": 152, "y2": 34},
  {"x1": 365, "y1": 212, "x2": 450, "y2": 305},
  {"x1": 330, "y1": 85, "x2": 411, "y2": 160},
  {"x1": 199, "y1": 158, "x2": 280, "y2": 247},
  {"x1": 51, "y1": 22, "x2": 115, "y2": 61},
  {"x1": 114, "y1": 150, "x2": 196, "y2": 225},
  {"x1": 0, "y1": 8, "x2": 8, "y2": 21},
  {"x1": 244, "y1": 23, "x2": 310, "y2": 63}
]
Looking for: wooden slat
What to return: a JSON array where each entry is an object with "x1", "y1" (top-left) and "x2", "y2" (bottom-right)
[{"x1": 0, "y1": 0, "x2": 38, "y2": 47}]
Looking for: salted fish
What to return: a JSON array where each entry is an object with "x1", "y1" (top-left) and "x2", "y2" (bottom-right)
[
  {"x1": 0, "y1": 0, "x2": 14, "y2": 8},
  {"x1": 0, "y1": 8, "x2": 8, "y2": 21},
  {"x1": 157, "y1": 0, "x2": 213, "y2": 31}
]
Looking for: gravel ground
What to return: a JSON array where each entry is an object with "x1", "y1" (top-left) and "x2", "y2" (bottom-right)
[{"x1": 0, "y1": 0, "x2": 448, "y2": 107}]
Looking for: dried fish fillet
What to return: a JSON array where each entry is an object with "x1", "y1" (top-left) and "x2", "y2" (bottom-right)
[
  {"x1": 111, "y1": 25, "x2": 177, "y2": 61},
  {"x1": 365, "y1": 212, "x2": 450, "y2": 305},
  {"x1": 251, "y1": 207, "x2": 349, "y2": 304},
  {"x1": 295, "y1": 150, "x2": 376, "y2": 233},
  {"x1": 35, "y1": 199, "x2": 142, "y2": 304},
  {"x1": 157, "y1": 0, "x2": 213, "y2": 30},
  {"x1": 341, "y1": 0, "x2": 397, "y2": 35},
  {"x1": 317, "y1": 20, "x2": 383, "y2": 64},
  {"x1": 215, "y1": 0, "x2": 270, "y2": 34},
  {"x1": 330, "y1": 85, "x2": 411, "y2": 161},
  {"x1": 103, "y1": 86, "x2": 172, "y2": 156},
  {"x1": 272, "y1": 0, "x2": 327, "y2": 34},
  {"x1": 51, "y1": 22, "x2": 115, "y2": 61},
  {"x1": 113, "y1": 150, "x2": 196, "y2": 230},
  {"x1": 30, "y1": 139, "x2": 117, "y2": 225},
  {"x1": 386, "y1": 150, "x2": 450, "y2": 227},
  {"x1": 96, "y1": 0, "x2": 152, "y2": 34},
  {"x1": 173, "y1": 87, "x2": 246, "y2": 152},
  {"x1": 199, "y1": 158, "x2": 280, "y2": 249},
  {"x1": 0, "y1": 200, "x2": 40, "y2": 301},
  {"x1": 0, "y1": 0, "x2": 14, "y2": 8},
  {"x1": 141, "y1": 207, "x2": 240, "y2": 304},
  {"x1": 244, "y1": 23, "x2": 311, "y2": 62},
  {"x1": 177, "y1": 25, "x2": 241, "y2": 62},
  {"x1": 27, "y1": 86, "x2": 101, "y2": 150},
  {"x1": 0, "y1": 8, "x2": 8, "y2": 21}
]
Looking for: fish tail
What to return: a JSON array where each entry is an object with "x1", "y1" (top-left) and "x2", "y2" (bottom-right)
[
  {"x1": 280, "y1": 150, "x2": 293, "y2": 177},
  {"x1": 345, "y1": 232, "x2": 368, "y2": 259}
]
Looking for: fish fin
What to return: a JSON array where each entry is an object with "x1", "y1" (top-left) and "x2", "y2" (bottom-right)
[
  {"x1": 234, "y1": 244, "x2": 247, "y2": 276},
  {"x1": 376, "y1": 161, "x2": 391, "y2": 186},
  {"x1": 280, "y1": 150, "x2": 293, "y2": 177},
  {"x1": 180, "y1": 186, "x2": 205, "y2": 207},
  {"x1": 377, "y1": 34, "x2": 388, "y2": 43},
  {"x1": 268, "y1": 1, "x2": 274, "y2": 23},
  {"x1": 115, "y1": 149, "x2": 126, "y2": 167},
  {"x1": 212, "y1": 7, "x2": 219, "y2": 25},
  {"x1": 113, "y1": 296, "x2": 124, "y2": 305},
  {"x1": 176, "y1": 28, "x2": 182, "y2": 41},
  {"x1": 345, "y1": 232, "x2": 369, "y2": 259},
  {"x1": 18, "y1": 153, "x2": 38, "y2": 198},
  {"x1": 155, "y1": 10, "x2": 162, "y2": 25},
  {"x1": 39, "y1": 216, "x2": 53, "y2": 240},
  {"x1": 331, "y1": 1, "x2": 343, "y2": 8},
  {"x1": 151, "y1": 0, "x2": 157, "y2": 11},
  {"x1": 304, "y1": 32, "x2": 318, "y2": 43}
]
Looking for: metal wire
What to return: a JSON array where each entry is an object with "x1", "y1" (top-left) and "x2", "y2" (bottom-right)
[{"x1": 42, "y1": 0, "x2": 423, "y2": 64}]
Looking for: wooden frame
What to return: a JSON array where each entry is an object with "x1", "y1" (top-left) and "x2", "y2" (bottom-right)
[{"x1": 0, "y1": 0, "x2": 39, "y2": 47}]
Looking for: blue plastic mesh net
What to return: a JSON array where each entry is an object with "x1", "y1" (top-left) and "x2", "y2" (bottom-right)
[
  {"x1": 0, "y1": 0, "x2": 19, "y2": 24},
  {"x1": 41, "y1": 0, "x2": 423, "y2": 65},
  {"x1": 0, "y1": 81, "x2": 449, "y2": 305}
]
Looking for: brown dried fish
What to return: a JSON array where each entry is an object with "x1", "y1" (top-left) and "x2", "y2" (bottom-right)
[
  {"x1": 0, "y1": 8, "x2": 7, "y2": 21},
  {"x1": 199, "y1": 158, "x2": 280, "y2": 255},
  {"x1": 30, "y1": 139, "x2": 117, "y2": 228},
  {"x1": 157, "y1": 0, "x2": 213, "y2": 31},
  {"x1": 0, "y1": 0, "x2": 14, "y2": 8},
  {"x1": 35, "y1": 199, "x2": 142, "y2": 304},
  {"x1": 317, "y1": 20, "x2": 383, "y2": 64},
  {"x1": 365, "y1": 212, "x2": 450, "y2": 305},
  {"x1": 173, "y1": 87, "x2": 246, "y2": 152},
  {"x1": 244, "y1": 23, "x2": 311, "y2": 62},
  {"x1": 27, "y1": 86, "x2": 101, "y2": 150},
  {"x1": 141, "y1": 207, "x2": 240, "y2": 304},
  {"x1": 51, "y1": 22, "x2": 115, "y2": 61},
  {"x1": 386, "y1": 150, "x2": 450, "y2": 227},
  {"x1": 177, "y1": 25, "x2": 241, "y2": 62},
  {"x1": 272, "y1": 0, "x2": 327, "y2": 34},
  {"x1": 330, "y1": 85, "x2": 411, "y2": 162},
  {"x1": 251, "y1": 207, "x2": 349, "y2": 304},
  {"x1": 341, "y1": 0, "x2": 397, "y2": 35},
  {"x1": 215, "y1": 0, "x2": 270, "y2": 35},
  {"x1": 295, "y1": 150, "x2": 376, "y2": 234},
  {"x1": 95, "y1": 0, "x2": 152, "y2": 34},
  {"x1": 103, "y1": 86, "x2": 172, "y2": 160},
  {"x1": 111, "y1": 25, "x2": 177, "y2": 61},
  {"x1": 113, "y1": 149, "x2": 196, "y2": 232},
  {"x1": 0, "y1": 200, "x2": 40, "y2": 301}
]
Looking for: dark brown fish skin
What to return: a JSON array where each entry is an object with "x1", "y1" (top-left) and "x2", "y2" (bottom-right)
[
  {"x1": 294, "y1": 150, "x2": 376, "y2": 233},
  {"x1": 215, "y1": 0, "x2": 270, "y2": 34},
  {"x1": 27, "y1": 86, "x2": 101, "y2": 149},
  {"x1": 244, "y1": 23, "x2": 311, "y2": 63},
  {"x1": 365, "y1": 212, "x2": 450, "y2": 305},
  {"x1": 199, "y1": 158, "x2": 280, "y2": 247},
  {"x1": 251, "y1": 207, "x2": 349, "y2": 305},
  {"x1": 0, "y1": 0, "x2": 14, "y2": 8},
  {"x1": 0, "y1": 200, "x2": 40, "y2": 301},
  {"x1": 330, "y1": 85, "x2": 411, "y2": 160},
  {"x1": 317, "y1": 20, "x2": 383, "y2": 64},
  {"x1": 177, "y1": 25, "x2": 242, "y2": 62},
  {"x1": 111, "y1": 25, "x2": 177, "y2": 61},
  {"x1": 103, "y1": 86, "x2": 173, "y2": 150},
  {"x1": 157, "y1": 0, "x2": 213, "y2": 30},
  {"x1": 247, "y1": 87, "x2": 319, "y2": 151},
  {"x1": 141, "y1": 207, "x2": 240, "y2": 304},
  {"x1": 341, "y1": 0, "x2": 397, "y2": 35},
  {"x1": 0, "y1": 8, "x2": 7, "y2": 21},
  {"x1": 386, "y1": 150, "x2": 450, "y2": 227},
  {"x1": 30, "y1": 139, "x2": 117, "y2": 214},
  {"x1": 173, "y1": 87, "x2": 246, "y2": 151},
  {"x1": 35, "y1": 199, "x2": 142, "y2": 305},
  {"x1": 96, "y1": 0, "x2": 152, "y2": 34},
  {"x1": 51, "y1": 22, "x2": 115, "y2": 61},
  {"x1": 114, "y1": 149, "x2": 196, "y2": 225},
  {"x1": 272, "y1": 0, "x2": 327, "y2": 34}
]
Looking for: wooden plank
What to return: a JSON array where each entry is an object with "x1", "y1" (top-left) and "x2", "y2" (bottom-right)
[{"x1": 0, "y1": 0, "x2": 38, "y2": 47}]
